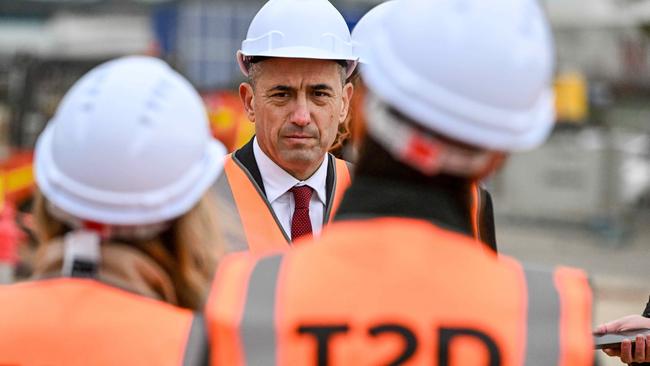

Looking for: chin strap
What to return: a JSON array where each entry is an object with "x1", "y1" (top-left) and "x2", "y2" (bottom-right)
[
  {"x1": 364, "y1": 92, "x2": 504, "y2": 179},
  {"x1": 46, "y1": 201, "x2": 170, "y2": 242},
  {"x1": 62, "y1": 230, "x2": 101, "y2": 278}
]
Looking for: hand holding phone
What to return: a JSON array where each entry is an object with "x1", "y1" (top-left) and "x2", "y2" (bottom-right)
[
  {"x1": 595, "y1": 315, "x2": 650, "y2": 363},
  {"x1": 594, "y1": 329, "x2": 650, "y2": 350},
  {"x1": 594, "y1": 328, "x2": 650, "y2": 363}
]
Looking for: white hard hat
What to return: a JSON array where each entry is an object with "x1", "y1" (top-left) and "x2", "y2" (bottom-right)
[
  {"x1": 351, "y1": 1, "x2": 398, "y2": 64},
  {"x1": 35, "y1": 56, "x2": 226, "y2": 226},
  {"x1": 361, "y1": 0, "x2": 555, "y2": 152},
  {"x1": 237, "y1": 0, "x2": 357, "y2": 78}
]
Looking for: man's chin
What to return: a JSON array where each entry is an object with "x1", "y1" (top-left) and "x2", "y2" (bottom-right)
[{"x1": 278, "y1": 150, "x2": 324, "y2": 171}]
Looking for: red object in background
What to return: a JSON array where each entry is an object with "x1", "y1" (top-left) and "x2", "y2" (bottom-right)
[
  {"x1": 0, "y1": 204, "x2": 23, "y2": 265},
  {"x1": 0, "y1": 150, "x2": 35, "y2": 206},
  {"x1": 0, "y1": 150, "x2": 35, "y2": 265},
  {"x1": 202, "y1": 91, "x2": 255, "y2": 152}
]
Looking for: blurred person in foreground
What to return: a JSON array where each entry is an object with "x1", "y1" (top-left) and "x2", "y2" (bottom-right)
[
  {"x1": 595, "y1": 299, "x2": 650, "y2": 364},
  {"x1": 212, "y1": 0, "x2": 356, "y2": 253},
  {"x1": 205, "y1": 0, "x2": 594, "y2": 364},
  {"x1": 346, "y1": 0, "x2": 499, "y2": 251},
  {"x1": 0, "y1": 56, "x2": 226, "y2": 365}
]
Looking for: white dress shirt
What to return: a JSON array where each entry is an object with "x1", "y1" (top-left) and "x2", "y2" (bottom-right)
[{"x1": 253, "y1": 138, "x2": 328, "y2": 239}]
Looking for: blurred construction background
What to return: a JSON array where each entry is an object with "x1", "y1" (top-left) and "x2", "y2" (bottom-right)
[{"x1": 0, "y1": 1, "x2": 649, "y2": 364}]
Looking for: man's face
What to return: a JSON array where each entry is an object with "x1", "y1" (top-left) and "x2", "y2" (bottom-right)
[{"x1": 240, "y1": 58, "x2": 353, "y2": 179}]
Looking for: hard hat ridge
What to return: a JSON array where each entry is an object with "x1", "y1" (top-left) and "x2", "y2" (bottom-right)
[{"x1": 351, "y1": 0, "x2": 398, "y2": 64}]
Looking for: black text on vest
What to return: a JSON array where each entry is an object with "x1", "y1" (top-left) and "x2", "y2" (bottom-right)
[
  {"x1": 439, "y1": 327, "x2": 501, "y2": 366},
  {"x1": 298, "y1": 324, "x2": 502, "y2": 366},
  {"x1": 298, "y1": 325, "x2": 349, "y2": 366}
]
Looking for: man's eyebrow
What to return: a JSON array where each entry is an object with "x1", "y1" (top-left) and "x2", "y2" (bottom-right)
[
  {"x1": 311, "y1": 84, "x2": 335, "y2": 92},
  {"x1": 267, "y1": 85, "x2": 293, "y2": 93}
]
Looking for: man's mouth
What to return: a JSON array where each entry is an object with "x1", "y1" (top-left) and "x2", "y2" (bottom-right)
[{"x1": 284, "y1": 134, "x2": 315, "y2": 140}]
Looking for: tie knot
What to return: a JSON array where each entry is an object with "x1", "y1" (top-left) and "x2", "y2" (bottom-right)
[{"x1": 291, "y1": 185, "x2": 313, "y2": 209}]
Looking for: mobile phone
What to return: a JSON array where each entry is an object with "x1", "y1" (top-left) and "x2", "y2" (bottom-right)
[{"x1": 593, "y1": 329, "x2": 650, "y2": 350}]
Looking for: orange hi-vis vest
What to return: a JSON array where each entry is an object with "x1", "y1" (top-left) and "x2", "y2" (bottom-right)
[
  {"x1": 213, "y1": 153, "x2": 351, "y2": 254},
  {"x1": 0, "y1": 278, "x2": 208, "y2": 366},
  {"x1": 206, "y1": 218, "x2": 594, "y2": 366}
]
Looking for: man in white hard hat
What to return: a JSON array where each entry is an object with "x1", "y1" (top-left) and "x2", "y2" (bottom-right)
[
  {"x1": 213, "y1": 0, "x2": 356, "y2": 254},
  {"x1": 205, "y1": 0, "x2": 595, "y2": 364}
]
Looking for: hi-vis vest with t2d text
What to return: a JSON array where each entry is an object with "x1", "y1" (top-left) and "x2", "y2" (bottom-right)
[{"x1": 206, "y1": 217, "x2": 594, "y2": 366}]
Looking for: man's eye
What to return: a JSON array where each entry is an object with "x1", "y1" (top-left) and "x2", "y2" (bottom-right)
[
  {"x1": 314, "y1": 91, "x2": 330, "y2": 97},
  {"x1": 272, "y1": 92, "x2": 289, "y2": 98}
]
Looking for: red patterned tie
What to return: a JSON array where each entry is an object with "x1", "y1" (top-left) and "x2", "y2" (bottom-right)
[{"x1": 290, "y1": 185, "x2": 313, "y2": 241}]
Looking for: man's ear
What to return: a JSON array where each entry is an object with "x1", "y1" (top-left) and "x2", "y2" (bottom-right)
[
  {"x1": 239, "y1": 82, "x2": 256, "y2": 123},
  {"x1": 339, "y1": 82, "x2": 354, "y2": 124}
]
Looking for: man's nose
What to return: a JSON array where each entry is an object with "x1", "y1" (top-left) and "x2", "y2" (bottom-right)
[{"x1": 290, "y1": 96, "x2": 311, "y2": 126}]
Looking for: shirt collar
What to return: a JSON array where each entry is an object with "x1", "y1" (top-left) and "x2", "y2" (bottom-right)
[{"x1": 253, "y1": 137, "x2": 329, "y2": 205}]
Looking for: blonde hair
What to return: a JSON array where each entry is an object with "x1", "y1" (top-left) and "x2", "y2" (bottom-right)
[
  {"x1": 329, "y1": 72, "x2": 361, "y2": 158},
  {"x1": 329, "y1": 112, "x2": 352, "y2": 158},
  {"x1": 32, "y1": 190, "x2": 225, "y2": 310}
]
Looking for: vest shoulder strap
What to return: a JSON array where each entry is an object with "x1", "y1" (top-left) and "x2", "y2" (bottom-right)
[
  {"x1": 327, "y1": 157, "x2": 352, "y2": 223},
  {"x1": 215, "y1": 155, "x2": 289, "y2": 253}
]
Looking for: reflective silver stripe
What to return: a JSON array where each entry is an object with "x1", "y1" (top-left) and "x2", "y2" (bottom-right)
[
  {"x1": 345, "y1": 161, "x2": 354, "y2": 174},
  {"x1": 324, "y1": 155, "x2": 338, "y2": 223},
  {"x1": 183, "y1": 314, "x2": 209, "y2": 366},
  {"x1": 323, "y1": 156, "x2": 352, "y2": 223},
  {"x1": 212, "y1": 171, "x2": 249, "y2": 252},
  {"x1": 524, "y1": 266, "x2": 560, "y2": 365},
  {"x1": 241, "y1": 255, "x2": 283, "y2": 366}
]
